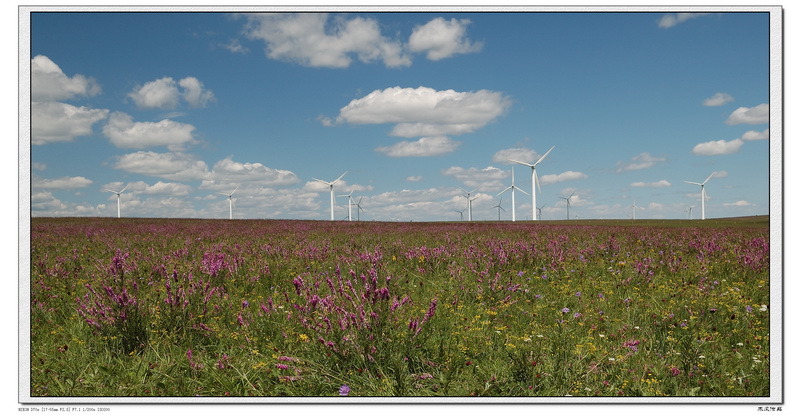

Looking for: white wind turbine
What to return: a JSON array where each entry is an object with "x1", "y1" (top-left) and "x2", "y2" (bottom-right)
[
  {"x1": 104, "y1": 185, "x2": 129, "y2": 218},
  {"x1": 629, "y1": 200, "x2": 643, "y2": 220},
  {"x1": 508, "y1": 145, "x2": 555, "y2": 221},
  {"x1": 218, "y1": 185, "x2": 240, "y2": 220},
  {"x1": 313, "y1": 171, "x2": 347, "y2": 221},
  {"x1": 459, "y1": 188, "x2": 479, "y2": 221},
  {"x1": 354, "y1": 196, "x2": 365, "y2": 221},
  {"x1": 338, "y1": 188, "x2": 355, "y2": 221},
  {"x1": 560, "y1": 191, "x2": 575, "y2": 220},
  {"x1": 493, "y1": 197, "x2": 506, "y2": 221},
  {"x1": 497, "y1": 166, "x2": 529, "y2": 222},
  {"x1": 686, "y1": 204, "x2": 696, "y2": 220},
  {"x1": 684, "y1": 172, "x2": 715, "y2": 220},
  {"x1": 454, "y1": 208, "x2": 466, "y2": 221},
  {"x1": 537, "y1": 204, "x2": 547, "y2": 220}
]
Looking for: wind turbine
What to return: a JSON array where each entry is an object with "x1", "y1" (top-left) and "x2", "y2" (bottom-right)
[
  {"x1": 313, "y1": 171, "x2": 347, "y2": 221},
  {"x1": 537, "y1": 204, "x2": 547, "y2": 220},
  {"x1": 454, "y1": 208, "x2": 466, "y2": 221},
  {"x1": 629, "y1": 200, "x2": 643, "y2": 220},
  {"x1": 560, "y1": 192, "x2": 575, "y2": 220},
  {"x1": 684, "y1": 172, "x2": 715, "y2": 220},
  {"x1": 354, "y1": 196, "x2": 365, "y2": 221},
  {"x1": 687, "y1": 204, "x2": 696, "y2": 220},
  {"x1": 218, "y1": 185, "x2": 240, "y2": 220},
  {"x1": 104, "y1": 185, "x2": 129, "y2": 218},
  {"x1": 508, "y1": 145, "x2": 555, "y2": 221},
  {"x1": 459, "y1": 188, "x2": 479, "y2": 221},
  {"x1": 497, "y1": 166, "x2": 529, "y2": 222},
  {"x1": 493, "y1": 197, "x2": 506, "y2": 221},
  {"x1": 338, "y1": 188, "x2": 355, "y2": 221}
]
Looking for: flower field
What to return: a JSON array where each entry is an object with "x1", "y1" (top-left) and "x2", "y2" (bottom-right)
[{"x1": 28, "y1": 217, "x2": 772, "y2": 398}]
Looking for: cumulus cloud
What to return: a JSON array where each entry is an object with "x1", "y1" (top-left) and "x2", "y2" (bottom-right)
[
  {"x1": 408, "y1": 17, "x2": 482, "y2": 61},
  {"x1": 375, "y1": 136, "x2": 461, "y2": 157},
  {"x1": 31, "y1": 101, "x2": 109, "y2": 145},
  {"x1": 726, "y1": 103, "x2": 768, "y2": 125},
  {"x1": 616, "y1": 152, "x2": 666, "y2": 172},
  {"x1": 658, "y1": 13, "x2": 711, "y2": 29},
  {"x1": 703, "y1": 92, "x2": 734, "y2": 106},
  {"x1": 336, "y1": 86, "x2": 511, "y2": 138},
  {"x1": 406, "y1": 176, "x2": 423, "y2": 182},
  {"x1": 32, "y1": 175, "x2": 93, "y2": 189},
  {"x1": 129, "y1": 76, "x2": 215, "y2": 109},
  {"x1": 243, "y1": 13, "x2": 411, "y2": 68},
  {"x1": 539, "y1": 171, "x2": 588, "y2": 186},
  {"x1": 136, "y1": 181, "x2": 193, "y2": 196},
  {"x1": 723, "y1": 200, "x2": 754, "y2": 207},
  {"x1": 31, "y1": 55, "x2": 101, "y2": 102},
  {"x1": 630, "y1": 180, "x2": 672, "y2": 188},
  {"x1": 692, "y1": 138, "x2": 744, "y2": 156},
  {"x1": 205, "y1": 157, "x2": 300, "y2": 186},
  {"x1": 103, "y1": 112, "x2": 196, "y2": 150},
  {"x1": 740, "y1": 129, "x2": 769, "y2": 141},
  {"x1": 442, "y1": 165, "x2": 508, "y2": 190},
  {"x1": 113, "y1": 151, "x2": 210, "y2": 181}
]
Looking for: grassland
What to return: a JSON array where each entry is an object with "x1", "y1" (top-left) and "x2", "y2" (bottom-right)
[{"x1": 27, "y1": 216, "x2": 771, "y2": 398}]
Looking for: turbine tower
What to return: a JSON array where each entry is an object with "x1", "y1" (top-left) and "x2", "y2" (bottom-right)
[
  {"x1": 560, "y1": 191, "x2": 575, "y2": 220},
  {"x1": 313, "y1": 172, "x2": 347, "y2": 221},
  {"x1": 338, "y1": 188, "x2": 355, "y2": 221},
  {"x1": 508, "y1": 145, "x2": 555, "y2": 221},
  {"x1": 218, "y1": 185, "x2": 240, "y2": 220},
  {"x1": 459, "y1": 188, "x2": 479, "y2": 221},
  {"x1": 629, "y1": 200, "x2": 642, "y2": 220},
  {"x1": 497, "y1": 166, "x2": 529, "y2": 222},
  {"x1": 493, "y1": 197, "x2": 506, "y2": 221},
  {"x1": 684, "y1": 172, "x2": 715, "y2": 220},
  {"x1": 104, "y1": 185, "x2": 129, "y2": 218}
]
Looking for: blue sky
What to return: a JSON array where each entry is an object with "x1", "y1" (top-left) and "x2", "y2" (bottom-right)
[{"x1": 26, "y1": 9, "x2": 775, "y2": 221}]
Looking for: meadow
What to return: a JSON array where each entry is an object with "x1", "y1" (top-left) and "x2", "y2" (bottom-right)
[{"x1": 28, "y1": 216, "x2": 771, "y2": 398}]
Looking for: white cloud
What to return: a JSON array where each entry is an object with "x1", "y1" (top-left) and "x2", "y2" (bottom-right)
[
  {"x1": 692, "y1": 138, "x2": 744, "y2": 156},
  {"x1": 492, "y1": 147, "x2": 540, "y2": 164},
  {"x1": 336, "y1": 86, "x2": 511, "y2": 138},
  {"x1": 406, "y1": 176, "x2": 423, "y2": 182},
  {"x1": 408, "y1": 17, "x2": 482, "y2": 61},
  {"x1": 137, "y1": 181, "x2": 193, "y2": 196},
  {"x1": 441, "y1": 165, "x2": 508, "y2": 190},
  {"x1": 129, "y1": 76, "x2": 215, "y2": 109},
  {"x1": 724, "y1": 200, "x2": 753, "y2": 207},
  {"x1": 540, "y1": 171, "x2": 588, "y2": 185},
  {"x1": 658, "y1": 13, "x2": 711, "y2": 29},
  {"x1": 243, "y1": 13, "x2": 411, "y2": 68},
  {"x1": 740, "y1": 129, "x2": 769, "y2": 141},
  {"x1": 31, "y1": 55, "x2": 101, "y2": 102},
  {"x1": 103, "y1": 112, "x2": 196, "y2": 150},
  {"x1": 205, "y1": 157, "x2": 300, "y2": 186},
  {"x1": 726, "y1": 103, "x2": 768, "y2": 125},
  {"x1": 32, "y1": 175, "x2": 93, "y2": 189},
  {"x1": 703, "y1": 92, "x2": 734, "y2": 106},
  {"x1": 179, "y1": 77, "x2": 216, "y2": 108},
  {"x1": 616, "y1": 152, "x2": 666, "y2": 172},
  {"x1": 128, "y1": 77, "x2": 181, "y2": 109},
  {"x1": 375, "y1": 136, "x2": 461, "y2": 157},
  {"x1": 31, "y1": 101, "x2": 109, "y2": 145},
  {"x1": 113, "y1": 151, "x2": 210, "y2": 181},
  {"x1": 630, "y1": 180, "x2": 672, "y2": 188}
]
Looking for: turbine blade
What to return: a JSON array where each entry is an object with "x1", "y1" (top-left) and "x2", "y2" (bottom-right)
[
  {"x1": 516, "y1": 187, "x2": 530, "y2": 196},
  {"x1": 685, "y1": 181, "x2": 701, "y2": 186},
  {"x1": 119, "y1": 185, "x2": 129, "y2": 193},
  {"x1": 703, "y1": 172, "x2": 715, "y2": 184},
  {"x1": 507, "y1": 158, "x2": 534, "y2": 167},
  {"x1": 497, "y1": 186, "x2": 512, "y2": 196},
  {"x1": 535, "y1": 171, "x2": 542, "y2": 194},
  {"x1": 533, "y1": 145, "x2": 555, "y2": 166},
  {"x1": 332, "y1": 171, "x2": 348, "y2": 185},
  {"x1": 231, "y1": 185, "x2": 240, "y2": 195}
]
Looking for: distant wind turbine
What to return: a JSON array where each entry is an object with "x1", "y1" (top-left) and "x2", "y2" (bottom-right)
[
  {"x1": 537, "y1": 204, "x2": 546, "y2": 220},
  {"x1": 497, "y1": 166, "x2": 529, "y2": 222},
  {"x1": 338, "y1": 188, "x2": 355, "y2": 221},
  {"x1": 454, "y1": 208, "x2": 465, "y2": 221},
  {"x1": 218, "y1": 185, "x2": 240, "y2": 220},
  {"x1": 104, "y1": 184, "x2": 129, "y2": 218},
  {"x1": 629, "y1": 200, "x2": 643, "y2": 220},
  {"x1": 684, "y1": 172, "x2": 715, "y2": 220},
  {"x1": 560, "y1": 191, "x2": 575, "y2": 220},
  {"x1": 509, "y1": 145, "x2": 554, "y2": 221},
  {"x1": 493, "y1": 197, "x2": 506, "y2": 221},
  {"x1": 459, "y1": 188, "x2": 479, "y2": 221},
  {"x1": 354, "y1": 196, "x2": 365, "y2": 221},
  {"x1": 686, "y1": 204, "x2": 696, "y2": 220},
  {"x1": 313, "y1": 171, "x2": 347, "y2": 221}
]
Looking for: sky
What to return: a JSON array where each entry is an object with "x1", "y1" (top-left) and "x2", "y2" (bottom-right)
[{"x1": 25, "y1": 8, "x2": 776, "y2": 222}]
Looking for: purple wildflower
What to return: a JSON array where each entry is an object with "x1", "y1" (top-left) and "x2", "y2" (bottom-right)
[
  {"x1": 339, "y1": 385, "x2": 351, "y2": 396},
  {"x1": 561, "y1": 307, "x2": 570, "y2": 314}
]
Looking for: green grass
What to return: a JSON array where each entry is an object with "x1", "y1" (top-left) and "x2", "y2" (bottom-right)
[{"x1": 28, "y1": 216, "x2": 771, "y2": 398}]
